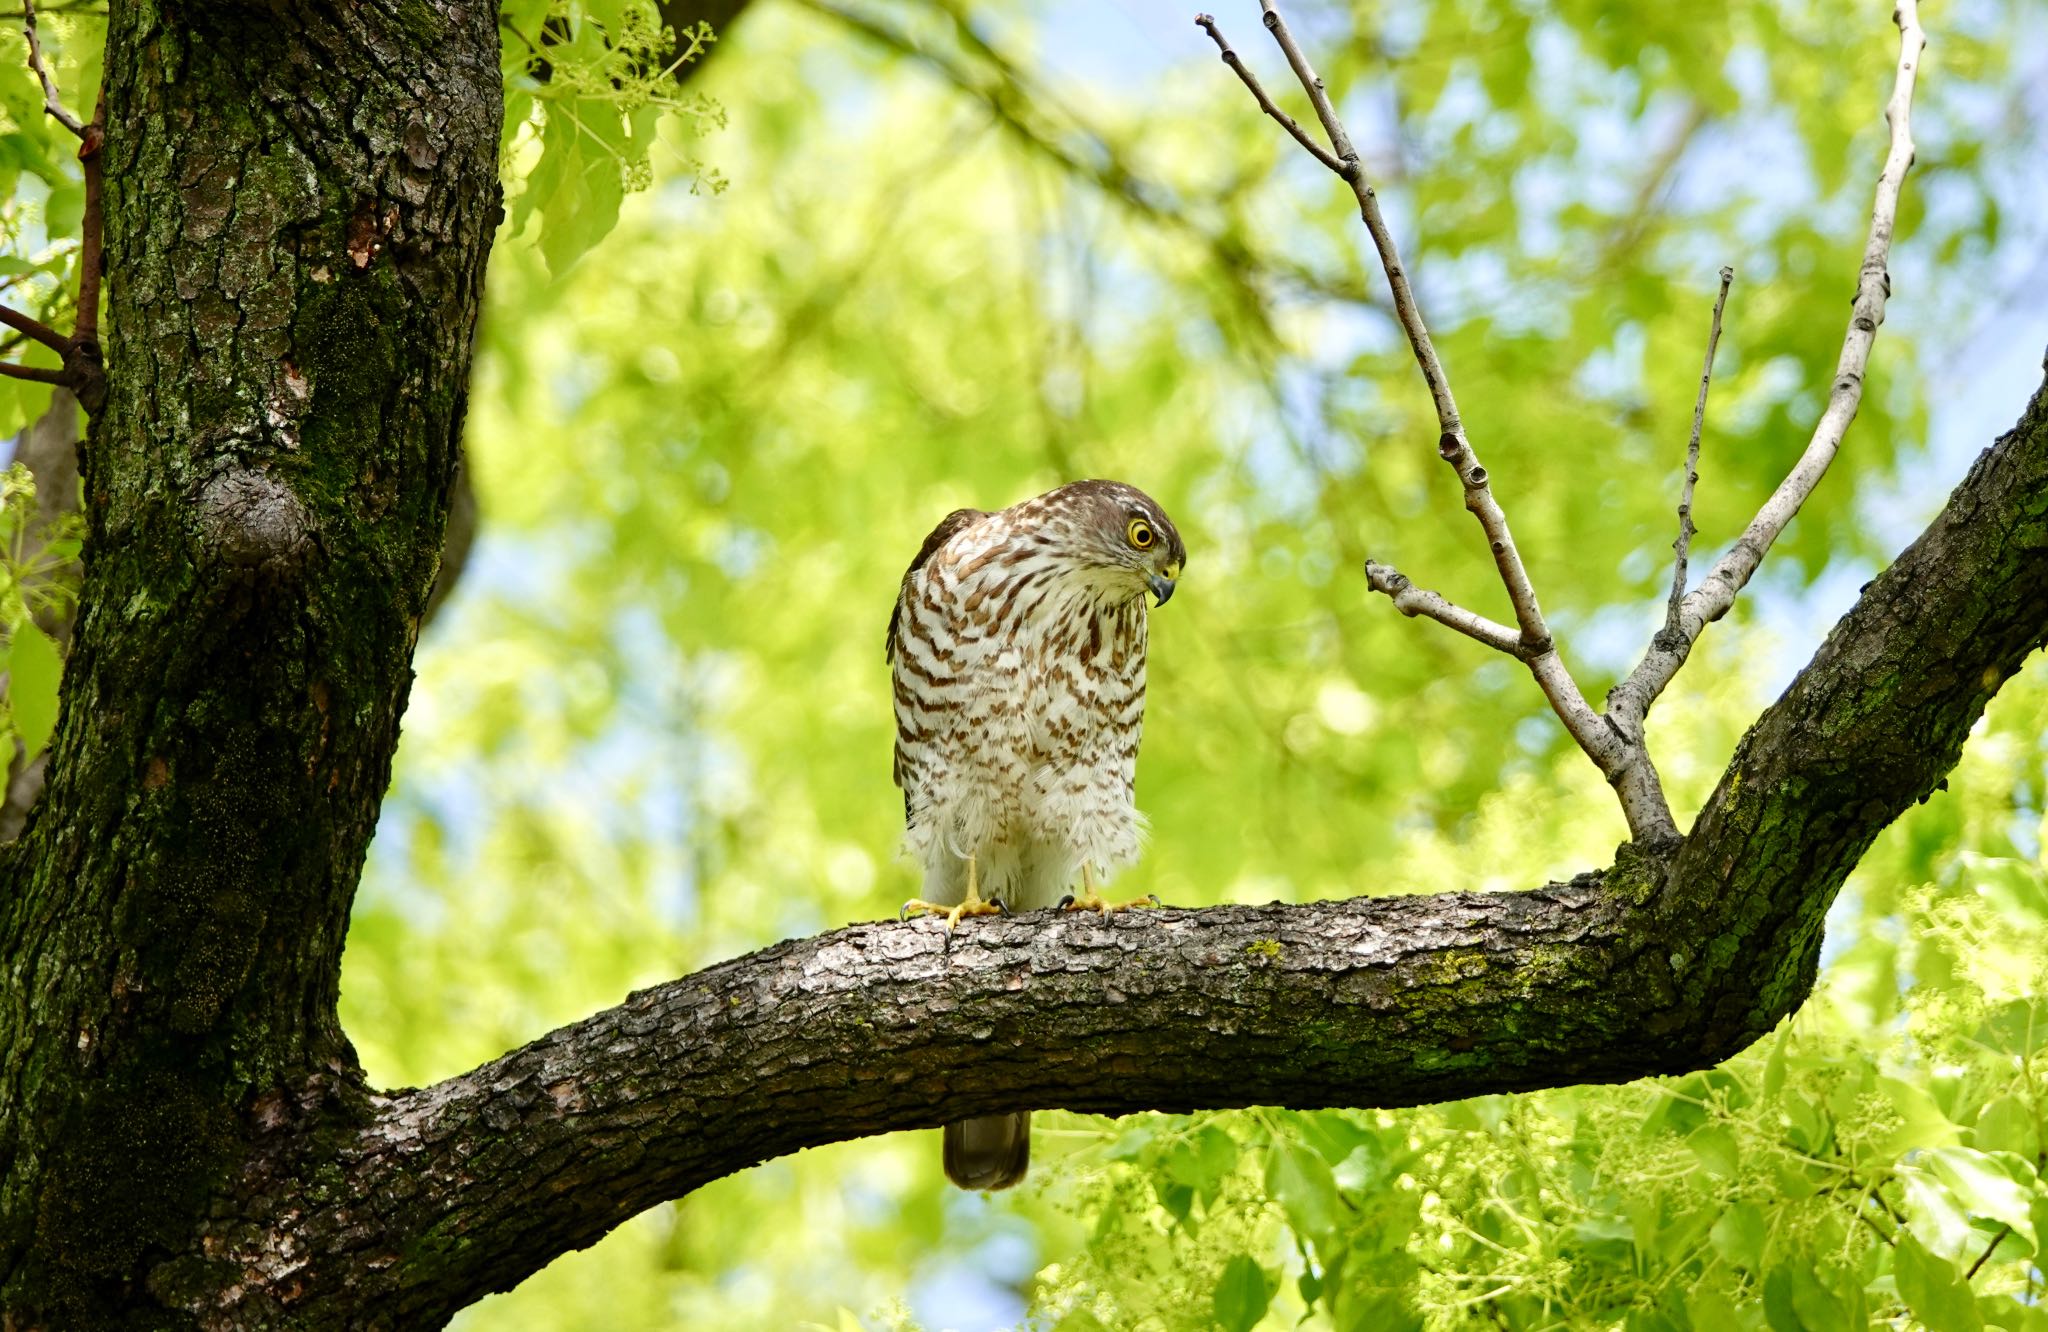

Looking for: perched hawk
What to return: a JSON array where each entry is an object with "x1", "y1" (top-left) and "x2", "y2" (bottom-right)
[{"x1": 886, "y1": 479, "x2": 1186, "y2": 1190}]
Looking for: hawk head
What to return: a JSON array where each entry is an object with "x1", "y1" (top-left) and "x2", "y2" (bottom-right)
[{"x1": 1047, "y1": 479, "x2": 1187, "y2": 607}]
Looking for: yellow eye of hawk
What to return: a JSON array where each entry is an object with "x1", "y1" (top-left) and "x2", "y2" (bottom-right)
[{"x1": 1127, "y1": 517, "x2": 1156, "y2": 550}]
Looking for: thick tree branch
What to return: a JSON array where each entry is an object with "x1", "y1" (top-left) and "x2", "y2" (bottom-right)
[
  {"x1": 1612, "y1": 0, "x2": 1924, "y2": 728},
  {"x1": 225, "y1": 362, "x2": 2048, "y2": 1328}
]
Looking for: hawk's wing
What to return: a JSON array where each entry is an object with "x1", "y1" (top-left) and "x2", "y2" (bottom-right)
[
  {"x1": 888, "y1": 507, "x2": 989, "y2": 814},
  {"x1": 885, "y1": 507, "x2": 987, "y2": 663}
]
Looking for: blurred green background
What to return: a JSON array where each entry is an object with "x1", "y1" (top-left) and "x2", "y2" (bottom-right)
[{"x1": 7, "y1": 0, "x2": 2048, "y2": 1326}]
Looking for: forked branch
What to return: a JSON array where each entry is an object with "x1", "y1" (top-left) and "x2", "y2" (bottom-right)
[
  {"x1": 1201, "y1": 0, "x2": 1925, "y2": 845},
  {"x1": 1198, "y1": 3, "x2": 1668, "y2": 839}
]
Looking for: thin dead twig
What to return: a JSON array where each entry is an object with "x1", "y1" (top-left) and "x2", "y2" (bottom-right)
[
  {"x1": 1611, "y1": 0, "x2": 1924, "y2": 730},
  {"x1": 22, "y1": 0, "x2": 86, "y2": 138},
  {"x1": 8, "y1": 1, "x2": 108, "y2": 411},
  {"x1": 1664, "y1": 267, "x2": 1734, "y2": 635}
]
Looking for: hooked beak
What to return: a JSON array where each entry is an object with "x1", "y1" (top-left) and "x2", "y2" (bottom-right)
[{"x1": 1147, "y1": 569, "x2": 1178, "y2": 607}]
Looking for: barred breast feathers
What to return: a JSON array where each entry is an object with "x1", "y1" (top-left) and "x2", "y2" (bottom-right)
[{"x1": 888, "y1": 485, "x2": 1159, "y2": 909}]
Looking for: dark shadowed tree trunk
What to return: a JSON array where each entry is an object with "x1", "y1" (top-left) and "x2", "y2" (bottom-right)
[
  {"x1": 0, "y1": 3, "x2": 501, "y2": 1324},
  {"x1": 0, "y1": 3, "x2": 2043, "y2": 1329}
]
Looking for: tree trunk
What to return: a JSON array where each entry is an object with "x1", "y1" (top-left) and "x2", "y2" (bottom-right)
[{"x1": 0, "y1": 3, "x2": 501, "y2": 1325}]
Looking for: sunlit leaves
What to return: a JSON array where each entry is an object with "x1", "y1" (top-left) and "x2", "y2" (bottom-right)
[
  {"x1": 501, "y1": 0, "x2": 726, "y2": 274},
  {"x1": 1060, "y1": 669, "x2": 2048, "y2": 1328},
  {"x1": 0, "y1": 462, "x2": 79, "y2": 764},
  {"x1": 1211, "y1": 1254, "x2": 1275, "y2": 1332}
]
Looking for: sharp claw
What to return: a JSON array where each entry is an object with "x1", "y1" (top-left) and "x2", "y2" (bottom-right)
[
  {"x1": 1147, "y1": 894, "x2": 1162, "y2": 907},
  {"x1": 899, "y1": 900, "x2": 916, "y2": 922},
  {"x1": 990, "y1": 896, "x2": 1008, "y2": 914},
  {"x1": 1057, "y1": 893, "x2": 1076, "y2": 909}
]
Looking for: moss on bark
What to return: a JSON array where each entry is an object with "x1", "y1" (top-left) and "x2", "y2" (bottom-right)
[{"x1": 0, "y1": 3, "x2": 501, "y2": 1324}]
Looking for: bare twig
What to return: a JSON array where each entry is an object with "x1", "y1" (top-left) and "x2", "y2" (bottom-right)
[
  {"x1": 22, "y1": 0, "x2": 87, "y2": 138},
  {"x1": 1194, "y1": 15, "x2": 1344, "y2": 172},
  {"x1": 1611, "y1": 0, "x2": 1923, "y2": 729},
  {"x1": 0, "y1": 303, "x2": 69, "y2": 353},
  {"x1": 1664, "y1": 267, "x2": 1734, "y2": 632},
  {"x1": 1966, "y1": 1224, "x2": 2012, "y2": 1280},
  {"x1": 1201, "y1": 2, "x2": 1667, "y2": 837},
  {"x1": 1364, "y1": 561, "x2": 1523, "y2": 656},
  {"x1": 0, "y1": 363, "x2": 70, "y2": 386}
]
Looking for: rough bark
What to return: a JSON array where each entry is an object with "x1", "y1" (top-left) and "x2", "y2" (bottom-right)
[
  {"x1": 149, "y1": 365, "x2": 2048, "y2": 1326},
  {"x1": 0, "y1": 2, "x2": 501, "y2": 1326}
]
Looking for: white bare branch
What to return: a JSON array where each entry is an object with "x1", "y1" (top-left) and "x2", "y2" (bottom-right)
[
  {"x1": 21, "y1": 0, "x2": 87, "y2": 140},
  {"x1": 1201, "y1": 2, "x2": 1675, "y2": 839},
  {"x1": 1612, "y1": 0, "x2": 1924, "y2": 729},
  {"x1": 1364, "y1": 561, "x2": 1523, "y2": 656},
  {"x1": 1666, "y1": 267, "x2": 1734, "y2": 630}
]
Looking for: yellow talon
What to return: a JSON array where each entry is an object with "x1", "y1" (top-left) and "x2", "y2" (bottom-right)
[
  {"x1": 900, "y1": 855, "x2": 1006, "y2": 929},
  {"x1": 1059, "y1": 863, "x2": 1162, "y2": 915}
]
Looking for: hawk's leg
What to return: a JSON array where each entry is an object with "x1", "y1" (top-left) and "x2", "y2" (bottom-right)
[
  {"x1": 901, "y1": 854, "x2": 1007, "y2": 930},
  {"x1": 1059, "y1": 862, "x2": 1161, "y2": 915}
]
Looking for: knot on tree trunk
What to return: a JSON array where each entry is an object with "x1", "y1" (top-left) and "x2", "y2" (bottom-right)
[{"x1": 197, "y1": 468, "x2": 313, "y2": 574}]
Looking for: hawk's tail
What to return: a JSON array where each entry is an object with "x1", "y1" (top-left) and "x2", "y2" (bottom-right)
[{"x1": 943, "y1": 1112, "x2": 1030, "y2": 1190}]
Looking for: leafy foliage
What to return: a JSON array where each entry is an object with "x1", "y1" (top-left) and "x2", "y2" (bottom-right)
[
  {"x1": 1042, "y1": 661, "x2": 2048, "y2": 1328},
  {"x1": 0, "y1": 462, "x2": 78, "y2": 759},
  {"x1": 500, "y1": 0, "x2": 727, "y2": 273}
]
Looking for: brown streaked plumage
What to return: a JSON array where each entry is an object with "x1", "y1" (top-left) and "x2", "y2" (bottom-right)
[{"x1": 886, "y1": 479, "x2": 1186, "y2": 1189}]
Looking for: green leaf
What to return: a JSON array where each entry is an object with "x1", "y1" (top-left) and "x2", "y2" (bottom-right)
[
  {"x1": 1878, "y1": 1076, "x2": 1964, "y2": 1153},
  {"x1": 1761, "y1": 1266, "x2": 1803, "y2": 1332},
  {"x1": 8, "y1": 623, "x2": 64, "y2": 755},
  {"x1": 1710, "y1": 1201, "x2": 1766, "y2": 1271},
  {"x1": 1972, "y1": 1096, "x2": 2042, "y2": 1160},
  {"x1": 1904, "y1": 1164, "x2": 1979, "y2": 1258},
  {"x1": 1686, "y1": 1124, "x2": 1740, "y2": 1179},
  {"x1": 1212, "y1": 1254, "x2": 1274, "y2": 1332},
  {"x1": 1894, "y1": 1230, "x2": 1984, "y2": 1332},
  {"x1": 1265, "y1": 1140, "x2": 1339, "y2": 1239},
  {"x1": 1926, "y1": 1148, "x2": 2037, "y2": 1234}
]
